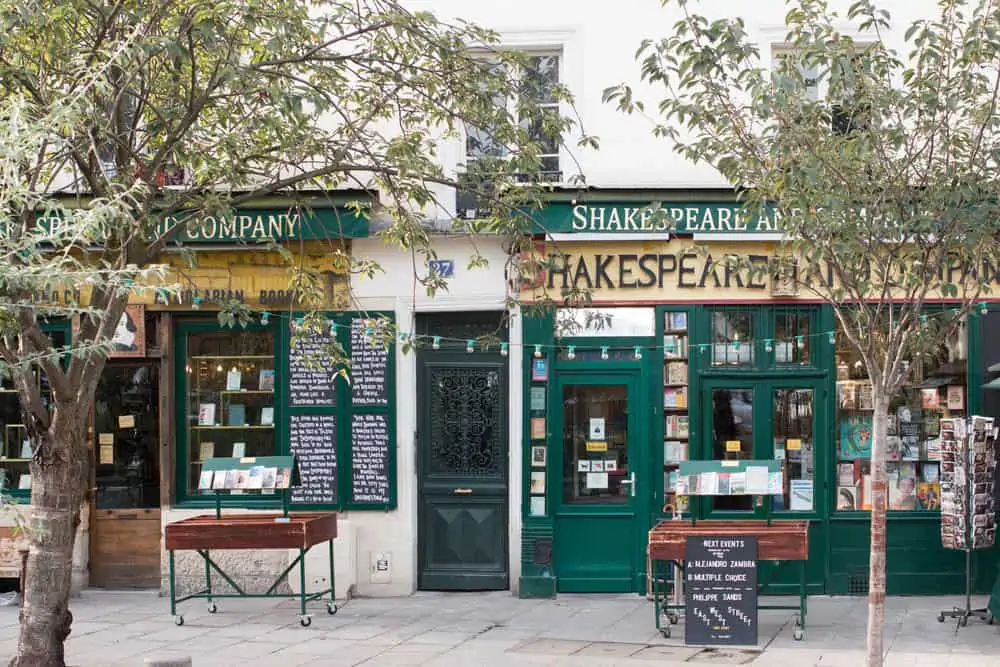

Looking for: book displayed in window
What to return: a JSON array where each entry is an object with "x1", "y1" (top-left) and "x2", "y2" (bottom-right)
[
  {"x1": 259, "y1": 370, "x2": 275, "y2": 392},
  {"x1": 834, "y1": 319, "x2": 966, "y2": 512},
  {"x1": 198, "y1": 403, "x2": 216, "y2": 426}
]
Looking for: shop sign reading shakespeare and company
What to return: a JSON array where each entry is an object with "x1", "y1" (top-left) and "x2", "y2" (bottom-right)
[{"x1": 523, "y1": 242, "x2": 1000, "y2": 302}]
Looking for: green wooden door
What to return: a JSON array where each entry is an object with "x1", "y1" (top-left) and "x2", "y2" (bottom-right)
[
  {"x1": 700, "y1": 376, "x2": 827, "y2": 592},
  {"x1": 417, "y1": 351, "x2": 508, "y2": 590},
  {"x1": 700, "y1": 378, "x2": 825, "y2": 517},
  {"x1": 553, "y1": 371, "x2": 646, "y2": 592}
]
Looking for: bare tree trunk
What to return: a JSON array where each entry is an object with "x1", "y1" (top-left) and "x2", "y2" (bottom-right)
[
  {"x1": 10, "y1": 429, "x2": 88, "y2": 667},
  {"x1": 866, "y1": 392, "x2": 890, "y2": 667}
]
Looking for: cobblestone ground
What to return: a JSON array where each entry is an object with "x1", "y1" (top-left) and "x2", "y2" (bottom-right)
[{"x1": 0, "y1": 591, "x2": 997, "y2": 666}]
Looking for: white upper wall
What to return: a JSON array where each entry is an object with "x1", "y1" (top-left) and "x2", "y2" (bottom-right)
[{"x1": 400, "y1": 0, "x2": 938, "y2": 195}]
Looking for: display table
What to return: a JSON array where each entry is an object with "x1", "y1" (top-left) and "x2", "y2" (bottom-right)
[
  {"x1": 648, "y1": 519, "x2": 809, "y2": 639},
  {"x1": 164, "y1": 455, "x2": 338, "y2": 627}
]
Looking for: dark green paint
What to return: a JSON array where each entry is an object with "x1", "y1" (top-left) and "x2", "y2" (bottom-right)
[
  {"x1": 416, "y1": 349, "x2": 509, "y2": 591},
  {"x1": 521, "y1": 303, "x2": 994, "y2": 597},
  {"x1": 173, "y1": 311, "x2": 396, "y2": 511}
]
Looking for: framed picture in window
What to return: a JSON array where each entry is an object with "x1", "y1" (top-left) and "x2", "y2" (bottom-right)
[{"x1": 73, "y1": 304, "x2": 146, "y2": 358}]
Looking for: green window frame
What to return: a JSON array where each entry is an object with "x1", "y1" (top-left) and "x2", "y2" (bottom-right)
[
  {"x1": 173, "y1": 312, "x2": 397, "y2": 510},
  {"x1": 0, "y1": 319, "x2": 71, "y2": 499}
]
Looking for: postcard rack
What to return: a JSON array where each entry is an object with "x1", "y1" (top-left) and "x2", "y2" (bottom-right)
[
  {"x1": 936, "y1": 417, "x2": 997, "y2": 629},
  {"x1": 164, "y1": 455, "x2": 339, "y2": 628}
]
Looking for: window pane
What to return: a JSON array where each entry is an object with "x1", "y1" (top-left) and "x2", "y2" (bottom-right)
[
  {"x1": 711, "y1": 388, "x2": 753, "y2": 511},
  {"x1": 555, "y1": 308, "x2": 655, "y2": 337},
  {"x1": 522, "y1": 55, "x2": 559, "y2": 103},
  {"x1": 773, "y1": 389, "x2": 814, "y2": 511},
  {"x1": 562, "y1": 384, "x2": 629, "y2": 504},
  {"x1": 775, "y1": 312, "x2": 811, "y2": 365},
  {"x1": 835, "y1": 317, "x2": 965, "y2": 512},
  {"x1": 186, "y1": 329, "x2": 275, "y2": 496},
  {"x1": 95, "y1": 365, "x2": 160, "y2": 509},
  {"x1": 711, "y1": 311, "x2": 754, "y2": 366}
]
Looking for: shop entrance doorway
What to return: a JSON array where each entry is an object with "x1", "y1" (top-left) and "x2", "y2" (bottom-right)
[
  {"x1": 552, "y1": 370, "x2": 647, "y2": 593},
  {"x1": 90, "y1": 362, "x2": 161, "y2": 588}
]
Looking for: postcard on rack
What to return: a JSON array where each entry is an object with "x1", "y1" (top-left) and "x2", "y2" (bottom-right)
[
  {"x1": 198, "y1": 470, "x2": 214, "y2": 491},
  {"x1": 700, "y1": 471, "x2": 719, "y2": 495},
  {"x1": 745, "y1": 466, "x2": 769, "y2": 494},
  {"x1": 261, "y1": 467, "x2": 277, "y2": 490},
  {"x1": 246, "y1": 466, "x2": 265, "y2": 489},
  {"x1": 212, "y1": 470, "x2": 228, "y2": 490}
]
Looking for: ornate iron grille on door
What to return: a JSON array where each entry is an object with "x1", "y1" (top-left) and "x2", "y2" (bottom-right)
[{"x1": 429, "y1": 367, "x2": 503, "y2": 479}]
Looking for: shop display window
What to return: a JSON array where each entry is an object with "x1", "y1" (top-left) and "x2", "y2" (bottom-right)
[
  {"x1": 185, "y1": 329, "x2": 275, "y2": 495},
  {"x1": 0, "y1": 329, "x2": 66, "y2": 492},
  {"x1": 835, "y1": 320, "x2": 965, "y2": 512}
]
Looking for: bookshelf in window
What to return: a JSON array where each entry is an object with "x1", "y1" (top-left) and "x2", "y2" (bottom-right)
[
  {"x1": 662, "y1": 311, "x2": 691, "y2": 516},
  {"x1": 188, "y1": 354, "x2": 277, "y2": 492}
]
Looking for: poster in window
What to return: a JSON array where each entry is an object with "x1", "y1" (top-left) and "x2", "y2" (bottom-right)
[
  {"x1": 947, "y1": 386, "x2": 965, "y2": 410},
  {"x1": 73, "y1": 304, "x2": 146, "y2": 357},
  {"x1": 110, "y1": 305, "x2": 146, "y2": 357},
  {"x1": 839, "y1": 415, "x2": 873, "y2": 459}
]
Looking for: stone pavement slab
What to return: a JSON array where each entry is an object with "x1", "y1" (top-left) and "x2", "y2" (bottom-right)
[{"x1": 0, "y1": 591, "x2": 997, "y2": 665}]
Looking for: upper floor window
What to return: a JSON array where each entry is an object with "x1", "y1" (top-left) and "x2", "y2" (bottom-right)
[
  {"x1": 771, "y1": 45, "x2": 869, "y2": 136},
  {"x1": 459, "y1": 52, "x2": 562, "y2": 219}
]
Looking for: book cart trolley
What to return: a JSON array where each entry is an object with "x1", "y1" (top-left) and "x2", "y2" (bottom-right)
[
  {"x1": 164, "y1": 455, "x2": 338, "y2": 627},
  {"x1": 648, "y1": 460, "x2": 810, "y2": 640}
]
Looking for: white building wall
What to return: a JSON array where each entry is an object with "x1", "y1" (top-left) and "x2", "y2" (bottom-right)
[
  {"x1": 399, "y1": 0, "x2": 943, "y2": 204},
  {"x1": 348, "y1": 235, "x2": 520, "y2": 595}
]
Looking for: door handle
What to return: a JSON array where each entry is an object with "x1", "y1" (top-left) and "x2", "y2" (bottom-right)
[
  {"x1": 453, "y1": 488, "x2": 473, "y2": 495},
  {"x1": 620, "y1": 473, "x2": 636, "y2": 498}
]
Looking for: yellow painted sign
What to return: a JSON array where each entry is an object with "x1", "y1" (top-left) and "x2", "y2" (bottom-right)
[
  {"x1": 786, "y1": 439, "x2": 802, "y2": 451},
  {"x1": 586, "y1": 441, "x2": 608, "y2": 452},
  {"x1": 725, "y1": 440, "x2": 742, "y2": 452},
  {"x1": 31, "y1": 243, "x2": 349, "y2": 311}
]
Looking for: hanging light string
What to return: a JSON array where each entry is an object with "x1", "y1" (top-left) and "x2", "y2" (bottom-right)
[{"x1": 254, "y1": 302, "x2": 989, "y2": 355}]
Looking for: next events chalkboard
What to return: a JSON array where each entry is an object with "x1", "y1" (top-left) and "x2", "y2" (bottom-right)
[
  {"x1": 685, "y1": 535, "x2": 758, "y2": 646},
  {"x1": 285, "y1": 311, "x2": 395, "y2": 510}
]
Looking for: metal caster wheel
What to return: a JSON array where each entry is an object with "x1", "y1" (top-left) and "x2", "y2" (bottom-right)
[
  {"x1": 207, "y1": 602, "x2": 217, "y2": 614},
  {"x1": 937, "y1": 614, "x2": 945, "y2": 623},
  {"x1": 659, "y1": 626, "x2": 671, "y2": 638},
  {"x1": 327, "y1": 603, "x2": 338, "y2": 615},
  {"x1": 988, "y1": 614, "x2": 994, "y2": 625},
  {"x1": 959, "y1": 615, "x2": 968, "y2": 627},
  {"x1": 300, "y1": 615, "x2": 312, "y2": 627},
  {"x1": 793, "y1": 628, "x2": 803, "y2": 641},
  {"x1": 174, "y1": 615, "x2": 184, "y2": 627},
  {"x1": 668, "y1": 613, "x2": 679, "y2": 625}
]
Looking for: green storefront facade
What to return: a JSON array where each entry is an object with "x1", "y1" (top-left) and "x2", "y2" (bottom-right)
[{"x1": 517, "y1": 196, "x2": 1000, "y2": 599}]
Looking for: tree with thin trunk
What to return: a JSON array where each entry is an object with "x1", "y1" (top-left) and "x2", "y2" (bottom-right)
[
  {"x1": 604, "y1": 1, "x2": 1000, "y2": 664},
  {"x1": 0, "y1": 1, "x2": 593, "y2": 664}
]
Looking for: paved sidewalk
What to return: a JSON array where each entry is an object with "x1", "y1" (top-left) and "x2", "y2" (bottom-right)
[{"x1": 0, "y1": 591, "x2": 997, "y2": 666}]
